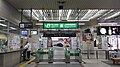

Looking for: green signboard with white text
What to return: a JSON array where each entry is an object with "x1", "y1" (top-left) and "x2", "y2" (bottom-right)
[{"x1": 43, "y1": 22, "x2": 78, "y2": 29}]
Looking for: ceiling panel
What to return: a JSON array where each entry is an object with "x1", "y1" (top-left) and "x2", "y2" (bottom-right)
[
  {"x1": 5, "y1": 0, "x2": 120, "y2": 9},
  {"x1": 20, "y1": 9, "x2": 120, "y2": 22}
]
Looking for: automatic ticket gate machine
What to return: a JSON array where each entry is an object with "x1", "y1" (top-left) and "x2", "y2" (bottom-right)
[{"x1": 35, "y1": 48, "x2": 54, "y2": 63}]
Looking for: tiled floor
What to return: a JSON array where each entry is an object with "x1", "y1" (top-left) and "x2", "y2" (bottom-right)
[
  {"x1": 83, "y1": 59, "x2": 120, "y2": 67},
  {"x1": 25, "y1": 59, "x2": 120, "y2": 67},
  {"x1": 17, "y1": 47, "x2": 120, "y2": 67},
  {"x1": 26, "y1": 63, "x2": 83, "y2": 67}
]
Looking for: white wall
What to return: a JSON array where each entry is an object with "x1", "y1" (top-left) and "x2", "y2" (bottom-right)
[{"x1": 0, "y1": 0, "x2": 27, "y2": 25}]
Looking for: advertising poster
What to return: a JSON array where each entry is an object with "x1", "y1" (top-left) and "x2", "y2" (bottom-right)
[
  {"x1": 71, "y1": 37, "x2": 77, "y2": 49},
  {"x1": 8, "y1": 33, "x2": 20, "y2": 50},
  {"x1": 0, "y1": 32, "x2": 7, "y2": 46}
]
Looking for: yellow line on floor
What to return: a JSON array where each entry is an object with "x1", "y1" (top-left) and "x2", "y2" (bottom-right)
[{"x1": 19, "y1": 57, "x2": 35, "y2": 67}]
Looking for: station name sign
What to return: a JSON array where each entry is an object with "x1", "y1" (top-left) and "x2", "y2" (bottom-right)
[{"x1": 43, "y1": 22, "x2": 78, "y2": 29}]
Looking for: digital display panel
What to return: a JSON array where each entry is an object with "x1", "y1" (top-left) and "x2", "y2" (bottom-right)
[
  {"x1": 43, "y1": 31, "x2": 76, "y2": 37},
  {"x1": 19, "y1": 22, "x2": 33, "y2": 29},
  {"x1": 21, "y1": 30, "x2": 28, "y2": 35},
  {"x1": 30, "y1": 30, "x2": 38, "y2": 35}
]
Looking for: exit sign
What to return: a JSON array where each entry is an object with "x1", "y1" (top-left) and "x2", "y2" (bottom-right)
[{"x1": 43, "y1": 22, "x2": 78, "y2": 29}]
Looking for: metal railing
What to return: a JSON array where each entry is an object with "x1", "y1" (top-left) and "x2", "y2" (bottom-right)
[{"x1": 81, "y1": 50, "x2": 120, "y2": 59}]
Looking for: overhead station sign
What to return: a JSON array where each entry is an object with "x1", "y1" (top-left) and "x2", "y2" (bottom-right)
[
  {"x1": 43, "y1": 22, "x2": 78, "y2": 29},
  {"x1": 19, "y1": 22, "x2": 33, "y2": 29}
]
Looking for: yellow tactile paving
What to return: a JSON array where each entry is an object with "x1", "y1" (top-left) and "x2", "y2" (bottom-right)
[{"x1": 19, "y1": 57, "x2": 35, "y2": 67}]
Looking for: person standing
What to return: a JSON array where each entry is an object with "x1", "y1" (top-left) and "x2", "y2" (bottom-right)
[{"x1": 24, "y1": 41, "x2": 31, "y2": 60}]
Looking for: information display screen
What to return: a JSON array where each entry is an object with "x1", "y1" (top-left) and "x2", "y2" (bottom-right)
[
  {"x1": 30, "y1": 30, "x2": 38, "y2": 35},
  {"x1": 43, "y1": 33, "x2": 76, "y2": 37},
  {"x1": 43, "y1": 22, "x2": 78, "y2": 29},
  {"x1": 19, "y1": 22, "x2": 33, "y2": 29},
  {"x1": 43, "y1": 31, "x2": 76, "y2": 37},
  {"x1": 21, "y1": 30, "x2": 28, "y2": 35}
]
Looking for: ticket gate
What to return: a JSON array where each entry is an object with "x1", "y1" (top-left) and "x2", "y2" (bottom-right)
[
  {"x1": 75, "y1": 48, "x2": 82, "y2": 63},
  {"x1": 35, "y1": 48, "x2": 54, "y2": 63},
  {"x1": 48, "y1": 48, "x2": 54, "y2": 63},
  {"x1": 35, "y1": 48, "x2": 44, "y2": 63},
  {"x1": 35, "y1": 47, "x2": 82, "y2": 63},
  {"x1": 65, "y1": 48, "x2": 70, "y2": 63}
]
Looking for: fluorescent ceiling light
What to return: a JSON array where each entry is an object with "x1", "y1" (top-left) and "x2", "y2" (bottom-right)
[
  {"x1": 36, "y1": 22, "x2": 85, "y2": 25},
  {"x1": 98, "y1": 23, "x2": 117, "y2": 26},
  {"x1": 36, "y1": 23, "x2": 43, "y2": 25},
  {"x1": 78, "y1": 23, "x2": 85, "y2": 25},
  {"x1": 104, "y1": 11, "x2": 120, "y2": 19},
  {"x1": 0, "y1": 23, "x2": 7, "y2": 27},
  {"x1": 38, "y1": 20, "x2": 89, "y2": 22},
  {"x1": 67, "y1": 9, "x2": 72, "y2": 20},
  {"x1": 44, "y1": 17, "x2": 46, "y2": 20},
  {"x1": 89, "y1": 10, "x2": 108, "y2": 20},
  {"x1": 10, "y1": 27, "x2": 17, "y2": 30},
  {"x1": 51, "y1": 10, "x2": 53, "y2": 20},
  {"x1": 98, "y1": 9, "x2": 114, "y2": 19},
  {"x1": 81, "y1": 10, "x2": 98, "y2": 20},
  {"x1": 0, "y1": 20, "x2": 5, "y2": 22},
  {"x1": 33, "y1": 15, "x2": 39, "y2": 20},
  {"x1": 39, "y1": 10, "x2": 43, "y2": 16},
  {"x1": 33, "y1": 10, "x2": 39, "y2": 17},
  {"x1": 32, "y1": 10, "x2": 39, "y2": 20},
  {"x1": 59, "y1": 10, "x2": 62, "y2": 20}
]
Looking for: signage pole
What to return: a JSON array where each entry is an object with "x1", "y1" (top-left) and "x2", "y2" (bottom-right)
[
  {"x1": 21, "y1": 8, "x2": 23, "y2": 23},
  {"x1": 30, "y1": 8, "x2": 32, "y2": 22},
  {"x1": 116, "y1": 26, "x2": 119, "y2": 49}
]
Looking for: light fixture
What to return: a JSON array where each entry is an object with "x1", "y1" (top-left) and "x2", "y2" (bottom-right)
[
  {"x1": 98, "y1": 23, "x2": 117, "y2": 26},
  {"x1": 0, "y1": 23, "x2": 7, "y2": 27},
  {"x1": 51, "y1": 10, "x2": 53, "y2": 20},
  {"x1": 33, "y1": 15, "x2": 39, "y2": 20},
  {"x1": 98, "y1": 9, "x2": 114, "y2": 20},
  {"x1": 32, "y1": 10, "x2": 39, "y2": 20},
  {"x1": 38, "y1": 20, "x2": 89, "y2": 22},
  {"x1": 67, "y1": 9, "x2": 72, "y2": 20},
  {"x1": 36, "y1": 21, "x2": 85, "y2": 25},
  {"x1": 0, "y1": 20, "x2": 5, "y2": 22},
  {"x1": 10, "y1": 27, "x2": 17, "y2": 30},
  {"x1": 59, "y1": 10, "x2": 62, "y2": 20},
  {"x1": 81, "y1": 9, "x2": 98, "y2": 20},
  {"x1": 33, "y1": 10, "x2": 39, "y2": 17},
  {"x1": 104, "y1": 11, "x2": 120, "y2": 19},
  {"x1": 89, "y1": 10, "x2": 108, "y2": 20},
  {"x1": 100, "y1": 28, "x2": 106, "y2": 34},
  {"x1": 39, "y1": 10, "x2": 43, "y2": 16}
]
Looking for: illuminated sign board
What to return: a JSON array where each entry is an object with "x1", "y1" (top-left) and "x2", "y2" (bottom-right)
[
  {"x1": 97, "y1": 26, "x2": 120, "y2": 35},
  {"x1": 43, "y1": 22, "x2": 78, "y2": 29},
  {"x1": 19, "y1": 22, "x2": 33, "y2": 29},
  {"x1": 30, "y1": 30, "x2": 38, "y2": 35}
]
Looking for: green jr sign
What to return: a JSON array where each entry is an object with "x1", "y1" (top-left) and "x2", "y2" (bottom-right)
[{"x1": 43, "y1": 22, "x2": 78, "y2": 29}]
